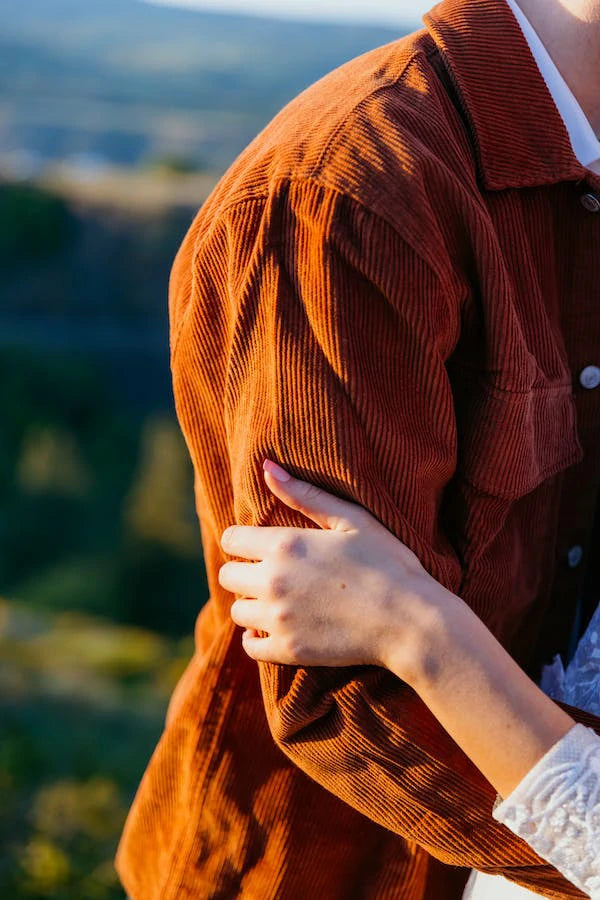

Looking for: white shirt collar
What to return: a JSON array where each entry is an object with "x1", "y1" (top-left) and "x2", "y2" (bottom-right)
[{"x1": 505, "y1": 0, "x2": 600, "y2": 174}]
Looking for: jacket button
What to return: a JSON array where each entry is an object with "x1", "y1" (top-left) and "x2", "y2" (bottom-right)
[
  {"x1": 580, "y1": 192, "x2": 600, "y2": 213},
  {"x1": 579, "y1": 365, "x2": 600, "y2": 389},
  {"x1": 567, "y1": 545, "x2": 583, "y2": 568}
]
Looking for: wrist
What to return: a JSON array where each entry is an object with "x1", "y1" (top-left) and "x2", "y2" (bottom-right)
[{"x1": 380, "y1": 576, "x2": 468, "y2": 690}]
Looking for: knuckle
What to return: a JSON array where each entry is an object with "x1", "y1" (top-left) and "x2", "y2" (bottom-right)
[
  {"x1": 302, "y1": 483, "x2": 321, "y2": 501},
  {"x1": 268, "y1": 573, "x2": 289, "y2": 599},
  {"x1": 272, "y1": 604, "x2": 292, "y2": 625},
  {"x1": 277, "y1": 535, "x2": 305, "y2": 558},
  {"x1": 328, "y1": 515, "x2": 345, "y2": 532},
  {"x1": 285, "y1": 637, "x2": 305, "y2": 662}
]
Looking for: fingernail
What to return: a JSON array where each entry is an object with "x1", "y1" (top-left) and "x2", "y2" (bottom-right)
[{"x1": 263, "y1": 459, "x2": 291, "y2": 482}]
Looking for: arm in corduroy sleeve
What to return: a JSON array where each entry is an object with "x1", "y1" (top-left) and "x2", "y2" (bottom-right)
[{"x1": 169, "y1": 178, "x2": 600, "y2": 898}]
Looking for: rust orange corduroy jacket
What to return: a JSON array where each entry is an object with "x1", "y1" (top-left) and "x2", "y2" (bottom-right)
[{"x1": 115, "y1": 0, "x2": 600, "y2": 896}]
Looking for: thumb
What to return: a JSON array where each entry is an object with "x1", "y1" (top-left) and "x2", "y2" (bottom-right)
[{"x1": 262, "y1": 459, "x2": 364, "y2": 531}]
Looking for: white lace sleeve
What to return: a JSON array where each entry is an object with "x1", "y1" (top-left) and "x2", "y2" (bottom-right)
[{"x1": 492, "y1": 724, "x2": 600, "y2": 898}]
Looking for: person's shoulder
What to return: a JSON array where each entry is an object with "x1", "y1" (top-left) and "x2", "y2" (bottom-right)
[{"x1": 193, "y1": 27, "x2": 480, "y2": 235}]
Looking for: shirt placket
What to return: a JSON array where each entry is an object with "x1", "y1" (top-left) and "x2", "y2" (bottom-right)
[{"x1": 533, "y1": 174, "x2": 600, "y2": 671}]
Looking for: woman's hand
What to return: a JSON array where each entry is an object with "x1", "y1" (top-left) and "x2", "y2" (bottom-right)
[
  {"x1": 218, "y1": 459, "x2": 452, "y2": 682},
  {"x1": 221, "y1": 462, "x2": 579, "y2": 805}
]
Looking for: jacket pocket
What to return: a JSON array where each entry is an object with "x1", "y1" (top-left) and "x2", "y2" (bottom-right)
[
  {"x1": 451, "y1": 371, "x2": 583, "y2": 501},
  {"x1": 440, "y1": 370, "x2": 584, "y2": 628}
]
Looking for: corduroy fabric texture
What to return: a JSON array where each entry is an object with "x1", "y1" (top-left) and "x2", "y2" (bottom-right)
[{"x1": 115, "y1": 0, "x2": 600, "y2": 897}]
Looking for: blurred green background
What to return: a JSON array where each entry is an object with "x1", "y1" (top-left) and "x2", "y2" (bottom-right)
[{"x1": 0, "y1": 1, "x2": 414, "y2": 896}]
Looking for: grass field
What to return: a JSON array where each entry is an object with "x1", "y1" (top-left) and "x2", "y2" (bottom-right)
[{"x1": 0, "y1": 597, "x2": 194, "y2": 898}]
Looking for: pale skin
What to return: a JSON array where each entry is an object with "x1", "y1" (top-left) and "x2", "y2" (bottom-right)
[
  {"x1": 520, "y1": 0, "x2": 600, "y2": 134},
  {"x1": 218, "y1": 459, "x2": 576, "y2": 802}
]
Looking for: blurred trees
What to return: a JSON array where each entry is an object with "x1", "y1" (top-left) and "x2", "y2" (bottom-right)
[
  {"x1": 124, "y1": 415, "x2": 200, "y2": 558},
  {"x1": 0, "y1": 594, "x2": 193, "y2": 899},
  {"x1": 0, "y1": 347, "x2": 207, "y2": 635},
  {"x1": 0, "y1": 4, "x2": 417, "y2": 891},
  {"x1": 17, "y1": 778, "x2": 125, "y2": 898},
  {"x1": 0, "y1": 175, "x2": 208, "y2": 897},
  {"x1": 0, "y1": 183, "x2": 75, "y2": 264}
]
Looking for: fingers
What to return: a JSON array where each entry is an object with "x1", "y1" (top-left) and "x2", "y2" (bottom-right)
[
  {"x1": 241, "y1": 631, "x2": 292, "y2": 664},
  {"x1": 230, "y1": 597, "x2": 271, "y2": 631},
  {"x1": 220, "y1": 461, "x2": 366, "y2": 563},
  {"x1": 262, "y1": 459, "x2": 364, "y2": 532},
  {"x1": 233, "y1": 602, "x2": 294, "y2": 664},
  {"x1": 220, "y1": 525, "x2": 308, "y2": 560},
  {"x1": 218, "y1": 559, "x2": 265, "y2": 596}
]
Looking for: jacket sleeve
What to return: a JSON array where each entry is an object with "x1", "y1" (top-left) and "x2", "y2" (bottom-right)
[{"x1": 169, "y1": 177, "x2": 600, "y2": 898}]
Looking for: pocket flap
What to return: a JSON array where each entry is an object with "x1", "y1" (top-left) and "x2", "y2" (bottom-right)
[{"x1": 454, "y1": 376, "x2": 584, "y2": 500}]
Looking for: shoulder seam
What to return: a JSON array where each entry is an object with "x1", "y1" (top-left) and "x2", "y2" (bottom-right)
[
  {"x1": 197, "y1": 174, "x2": 456, "y2": 292},
  {"x1": 171, "y1": 175, "x2": 458, "y2": 362},
  {"x1": 307, "y1": 45, "x2": 425, "y2": 181}
]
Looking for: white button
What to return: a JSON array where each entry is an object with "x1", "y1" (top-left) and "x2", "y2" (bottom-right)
[
  {"x1": 567, "y1": 545, "x2": 583, "y2": 568},
  {"x1": 579, "y1": 365, "x2": 600, "y2": 389},
  {"x1": 580, "y1": 192, "x2": 600, "y2": 213}
]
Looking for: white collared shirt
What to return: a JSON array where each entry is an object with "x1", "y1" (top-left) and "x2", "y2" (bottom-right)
[{"x1": 505, "y1": 0, "x2": 600, "y2": 174}]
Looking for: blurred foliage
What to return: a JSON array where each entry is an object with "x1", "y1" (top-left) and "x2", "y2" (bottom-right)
[
  {"x1": 143, "y1": 155, "x2": 202, "y2": 175},
  {"x1": 0, "y1": 89, "x2": 237, "y2": 898},
  {"x1": 0, "y1": 347, "x2": 207, "y2": 635},
  {"x1": 0, "y1": 2, "x2": 414, "y2": 893},
  {"x1": 0, "y1": 182, "x2": 193, "y2": 319},
  {"x1": 0, "y1": 183, "x2": 75, "y2": 264},
  {"x1": 0, "y1": 177, "x2": 210, "y2": 894},
  {"x1": 18, "y1": 425, "x2": 93, "y2": 497},
  {"x1": 0, "y1": 597, "x2": 194, "y2": 898},
  {"x1": 124, "y1": 416, "x2": 200, "y2": 557}
]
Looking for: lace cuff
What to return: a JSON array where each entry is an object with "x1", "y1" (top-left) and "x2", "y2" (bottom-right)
[{"x1": 492, "y1": 724, "x2": 600, "y2": 898}]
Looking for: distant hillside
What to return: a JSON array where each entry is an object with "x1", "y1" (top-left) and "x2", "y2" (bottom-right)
[{"x1": 0, "y1": 0, "x2": 416, "y2": 173}]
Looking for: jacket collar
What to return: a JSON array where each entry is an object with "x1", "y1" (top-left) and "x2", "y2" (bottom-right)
[{"x1": 423, "y1": 0, "x2": 589, "y2": 190}]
